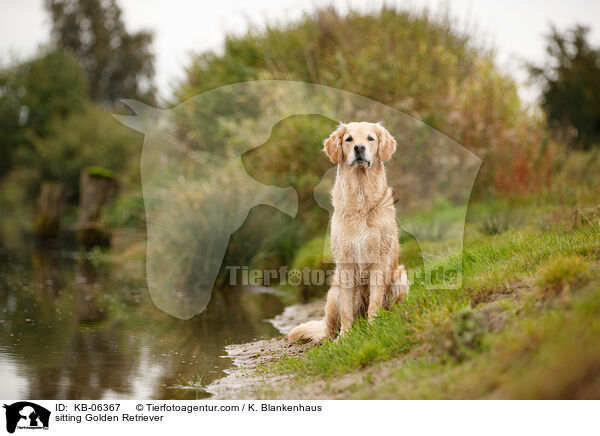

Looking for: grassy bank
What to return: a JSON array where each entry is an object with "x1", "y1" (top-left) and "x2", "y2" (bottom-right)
[{"x1": 268, "y1": 196, "x2": 600, "y2": 399}]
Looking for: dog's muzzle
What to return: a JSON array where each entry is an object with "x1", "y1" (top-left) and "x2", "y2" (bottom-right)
[{"x1": 352, "y1": 144, "x2": 371, "y2": 167}]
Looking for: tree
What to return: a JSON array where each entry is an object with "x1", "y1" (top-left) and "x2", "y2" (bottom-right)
[
  {"x1": 45, "y1": 0, "x2": 155, "y2": 105},
  {"x1": 25, "y1": 103, "x2": 138, "y2": 197},
  {"x1": 0, "y1": 50, "x2": 88, "y2": 175},
  {"x1": 529, "y1": 25, "x2": 600, "y2": 149},
  {"x1": 176, "y1": 7, "x2": 548, "y2": 195}
]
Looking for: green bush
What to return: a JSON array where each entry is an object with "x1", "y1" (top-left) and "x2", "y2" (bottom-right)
[
  {"x1": 536, "y1": 256, "x2": 592, "y2": 291},
  {"x1": 102, "y1": 193, "x2": 145, "y2": 230},
  {"x1": 430, "y1": 307, "x2": 487, "y2": 362},
  {"x1": 176, "y1": 7, "x2": 554, "y2": 196},
  {"x1": 0, "y1": 49, "x2": 89, "y2": 175},
  {"x1": 20, "y1": 103, "x2": 139, "y2": 200}
]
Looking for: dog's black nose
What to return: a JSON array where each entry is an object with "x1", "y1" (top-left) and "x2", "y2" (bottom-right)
[{"x1": 354, "y1": 145, "x2": 366, "y2": 153}]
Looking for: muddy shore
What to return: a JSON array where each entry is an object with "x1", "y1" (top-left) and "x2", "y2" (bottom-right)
[
  {"x1": 205, "y1": 298, "x2": 411, "y2": 399},
  {"x1": 206, "y1": 299, "x2": 415, "y2": 399},
  {"x1": 206, "y1": 301, "x2": 324, "y2": 399}
]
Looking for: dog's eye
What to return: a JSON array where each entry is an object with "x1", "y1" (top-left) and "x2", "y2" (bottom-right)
[
  {"x1": 367, "y1": 136, "x2": 374, "y2": 141},
  {"x1": 345, "y1": 136, "x2": 353, "y2": 142}
]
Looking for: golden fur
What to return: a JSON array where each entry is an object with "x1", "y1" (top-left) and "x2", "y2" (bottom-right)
[{"x1": 289, "y1": 122, "x2": 409, "y2": 343}]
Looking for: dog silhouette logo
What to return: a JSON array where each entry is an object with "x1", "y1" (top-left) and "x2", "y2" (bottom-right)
[
  {"x1": 114, "y1": 81, "x2": 481, "y2": 319},
  {"x1": 3, "y1": 402, "x2": 50, "y2": 433}
]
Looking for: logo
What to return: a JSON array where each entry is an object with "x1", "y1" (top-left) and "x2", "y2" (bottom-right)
[
  {"x1": 3, "y1": 402, "x2": 50, "y2": 434},
  {"x1": 114, "y1": 81, "x2": 481, "y2": 319}
]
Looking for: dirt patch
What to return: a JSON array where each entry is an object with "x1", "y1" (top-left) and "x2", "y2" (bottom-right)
[
  {"x1": 206, "y1": 337, "x2": 312, "y2": 399},
  {"x1": 207, "y1": 334, "x2": 410, "y2": 399},
  {"x1": 471, "y1": 279, "x2": 531, "y2": 305},
  {"x1": 206, "y1": 301, "x2": 324, "y2": 399}
]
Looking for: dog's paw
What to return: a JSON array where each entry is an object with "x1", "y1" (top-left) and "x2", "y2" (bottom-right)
[{"x1": 335, "y1": 328, "x2": 349, "y2": 343}]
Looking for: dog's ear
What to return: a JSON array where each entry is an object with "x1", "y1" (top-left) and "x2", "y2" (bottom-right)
[
  {"x1": 323, "y1": 124, "x2": 346, "y2": 164},
  {"x1": 376, "y1": 124, "x2": 397, "y2": 162}
]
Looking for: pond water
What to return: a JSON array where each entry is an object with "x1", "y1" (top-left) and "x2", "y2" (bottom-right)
[{"x1": 0, "y1": 240, "x2": 290, "y2": 399}]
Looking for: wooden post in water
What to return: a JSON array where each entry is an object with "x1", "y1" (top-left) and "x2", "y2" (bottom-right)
[
  {"x1": 76, "y1": 167, "x2": 117, "y2": 249},
  {"x1": 34, "y1": 182, "x2": 66, "y2": 239}
]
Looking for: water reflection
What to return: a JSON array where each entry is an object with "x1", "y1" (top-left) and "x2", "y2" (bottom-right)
[{"x1": 0, "y1": 245, "x2": 286, "y2": 399}]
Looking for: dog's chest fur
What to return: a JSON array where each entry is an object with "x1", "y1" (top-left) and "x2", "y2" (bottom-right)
[{"x1": 330, "y1": 166, "x2": 394, "y2": 267}]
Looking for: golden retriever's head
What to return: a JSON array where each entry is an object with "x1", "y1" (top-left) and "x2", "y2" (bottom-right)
[{"x1": 323, "y1": 122, "x2": 396, "y2": 167}]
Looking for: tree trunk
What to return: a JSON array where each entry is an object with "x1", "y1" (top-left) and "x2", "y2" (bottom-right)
[
  {"x1": 76, "y1": 168, "x2": 117, "y2": 248},
  {"x1": 34, "y1": 182, "x2": 66, "y2": 239}
]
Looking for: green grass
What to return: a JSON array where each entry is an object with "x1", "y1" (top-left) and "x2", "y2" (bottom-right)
[
  {"x1": 536, "y1": 256, "x2": 592, "y2": 290},
  {"x1": 348, "y1": 280, "x2": 600, "y2": 399},
  {"x1": 270, "y1": 200, "x2": 600, "y2": 398}
]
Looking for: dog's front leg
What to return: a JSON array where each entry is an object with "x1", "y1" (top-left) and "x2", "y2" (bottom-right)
[
  {"x1": 337, "y1": 267, "x2": 355, "y2": 337},
  {"x1": 367, "y1": 268, "x2": 386, "y2": 320},
  {"x1": 324, "y1": 285, "x2": 340, "y2": 338}
]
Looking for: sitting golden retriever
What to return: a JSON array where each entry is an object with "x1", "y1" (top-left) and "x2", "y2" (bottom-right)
[{"x1": 289, "y1": 122, "x2": 409, "y2": 343}]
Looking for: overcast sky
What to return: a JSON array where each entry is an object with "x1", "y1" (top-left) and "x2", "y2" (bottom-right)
[{"x1": 1, "y1": 0, "x2": 599, "y2": 104}]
